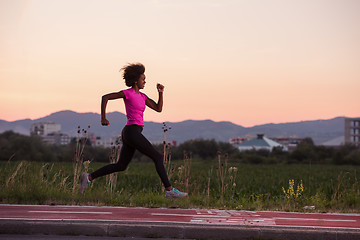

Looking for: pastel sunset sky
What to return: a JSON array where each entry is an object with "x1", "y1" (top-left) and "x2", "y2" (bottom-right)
[{"x1": 1, "y1": 0, "x2": 359, "y2": 127}]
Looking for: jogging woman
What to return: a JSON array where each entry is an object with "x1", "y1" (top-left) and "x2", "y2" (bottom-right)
[{"x1": 79, "y1": 63, "x2": 187, "y2": 199}]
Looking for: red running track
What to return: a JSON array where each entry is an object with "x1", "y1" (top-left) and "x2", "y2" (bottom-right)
[{"x1": 0, "y1": 204, "x2": 359, "y2": 229}]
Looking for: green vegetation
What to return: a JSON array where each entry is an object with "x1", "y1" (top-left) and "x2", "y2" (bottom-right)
[
  {"x1": 1, "y1": 130, "x2": 359, "y2": 212},
  {"x1": 1, "y1": 159, "x2": 359, "y2": 212}
]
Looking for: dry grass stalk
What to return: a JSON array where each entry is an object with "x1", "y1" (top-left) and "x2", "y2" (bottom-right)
[
  {"x1": 161, "y1": 122, "x2": 176, "y2": 191},
  {"x1": 72, "y1": 125, "x2": 90, "y2": 193},
  {"x1": 40, "y1": 163, "x2": 54, "y2": 182},
  {"x1": 162, "y1": 123, "x2": 173, "y2": 176},
  {"x1": 6, "y1": 161, "x2": 25, "y2": 187},
  {"x1": 183, "y1": 152, "x2": 192, "y2": 193},
  {"x1": 106, "y1": 140, "x2": 120, "y2": 194},
  {"x1": 228, "y1": 166, "x2": 238, "y2": 196},
  {"x1": 207, "y1": 166, "x2": 213, "y2": 198},
  {"x1": 217, "y1": 152, "x2": 228, "y2": 200}
]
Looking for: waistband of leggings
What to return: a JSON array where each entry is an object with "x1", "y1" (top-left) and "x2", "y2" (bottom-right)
[{"x1": 124, "y1": 124, "x2": 144, "y2": 129}]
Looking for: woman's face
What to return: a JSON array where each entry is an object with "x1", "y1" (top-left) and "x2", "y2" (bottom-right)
[{"x1": 135, "y1": 74, "x2": 146, "y2": 89}]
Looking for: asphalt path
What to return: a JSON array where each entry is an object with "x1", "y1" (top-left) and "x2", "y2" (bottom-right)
[{"x1": 0, "y1": 204, "x2": 359, "y2": 239}]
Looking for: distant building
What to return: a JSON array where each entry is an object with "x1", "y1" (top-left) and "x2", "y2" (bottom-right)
[
  {"x1": 30, "y1": 122, "x2": 61, "y2": 136},
  {"x1": 89, "y1": 134, "x2": 97, "y2": 146},
  {"x1": 229, "y1": 137, "x2": 249, "y2": 145},
  {"x1": 345, "y1": 118, "x2": 360, "y2": 147},
  {"x1": 43, "y1": 132, "x2": 71, "y2": 145},
  {"x1": 270, "y1": 137, "x2": 304, "y2": 152},
  {"x1": 30, "y1": 122, "x2": 70, "y2": 145},
  {"x1": 94, "y1": 135, "x2": 122, "y2": 148},
  {"x1": 321, "y1": 136, "x2": 345, "y2": 147},
  {"x1": 237, "y1": 134, "x2": 287, "y2": 152}
]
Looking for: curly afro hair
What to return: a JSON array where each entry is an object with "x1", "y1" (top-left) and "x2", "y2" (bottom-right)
[{"x1": 120, "y1": 63, "x2": 145, "y2": 87}]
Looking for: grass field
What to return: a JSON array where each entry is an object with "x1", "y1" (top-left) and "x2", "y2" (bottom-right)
[{"x1": 1, "y1": 158, "x2": 359, "y2": 213}]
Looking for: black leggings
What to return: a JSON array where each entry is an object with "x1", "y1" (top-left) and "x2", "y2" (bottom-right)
[{"x1": 90, "y1": 125, "x2": 171, "y2": 188}]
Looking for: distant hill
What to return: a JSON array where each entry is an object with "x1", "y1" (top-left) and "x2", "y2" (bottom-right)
[{"x1": 0, "y1": 110, "x2": 348, "y2": 144}]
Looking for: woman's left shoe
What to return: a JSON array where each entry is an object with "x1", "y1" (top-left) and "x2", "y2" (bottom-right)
[{"x1": 165, "y1": 188, "x2": 188, "y2": 199}]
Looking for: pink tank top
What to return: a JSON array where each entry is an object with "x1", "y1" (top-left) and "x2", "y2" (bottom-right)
[{"x1": 123, "y1": 88, "x2": 148, "y2": 126}]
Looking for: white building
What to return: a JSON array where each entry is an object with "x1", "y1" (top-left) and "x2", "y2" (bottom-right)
[
  {"x1": 30, "y1": 122, "x2": 61, "y2": 136},
  {"x1": 271, "y1": 137, "x2": 303, "y2": 151},
  {"x1": 237, "y1": 134, "x2": 287, "y2": 152},
  {"x1": 322, "y1": 136, "x2": 345, "y2": 147},
  {"x1": 30, "y1": 122, "x2": 71, "y2": 145}
]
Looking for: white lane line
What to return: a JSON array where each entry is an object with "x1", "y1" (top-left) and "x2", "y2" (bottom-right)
[
  {"x1": 0, "y1": 217, "x2": 194, "y2": 224},
  {"x1": 28, "y1": 211, "x2": 112, "y2": 215},
  {"x1": 151, "y1": 213, "x2": 231, "y2": 218},
  {"x1": 275, "y1": 217, "x2": 356, "y2": 222},
  {"x1": 152, "y1": 213, "x2": 270, "y2": 223},
  {"x1": 250, "y1": 219, "x2": 265, "y2": 222}
]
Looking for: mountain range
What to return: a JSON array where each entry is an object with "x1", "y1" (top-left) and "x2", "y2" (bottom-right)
[{"x1": 0, "y1": 110, "x2": 348, "y2": 145}]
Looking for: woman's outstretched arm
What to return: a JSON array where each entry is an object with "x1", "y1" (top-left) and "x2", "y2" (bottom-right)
[{"x1": 101, "y1": 91, "x2": 125, "y2": 125}]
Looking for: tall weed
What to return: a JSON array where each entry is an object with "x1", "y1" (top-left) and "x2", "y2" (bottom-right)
[
  {"x1": 72, "y1": 126, "x2": 90, "y2": 193},
  {"x1": 106, "y1": 140, "x2": 120, "y2": 195}
]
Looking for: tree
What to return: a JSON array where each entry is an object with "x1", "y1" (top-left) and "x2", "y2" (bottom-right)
[
  {"x1": 289, "y1": 137, "x2": 316, "y2": 163},
  {"x1": 172, "y1": 139, "x2": 238, "y2": 160}
]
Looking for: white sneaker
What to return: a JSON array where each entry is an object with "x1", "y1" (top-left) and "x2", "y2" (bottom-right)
[
  {"x1": 79, "y1": 172, "x2": 90, "y2": 194},
  {"x1": 165, "y1": 188, "x2": 188, "y2": 199}
]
